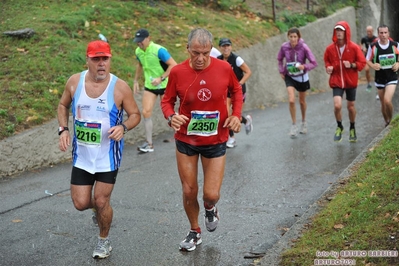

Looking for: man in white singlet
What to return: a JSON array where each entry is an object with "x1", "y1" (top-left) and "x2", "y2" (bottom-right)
[{"x1": 57, "y1": 40, "x2": 141, "y2": 259}]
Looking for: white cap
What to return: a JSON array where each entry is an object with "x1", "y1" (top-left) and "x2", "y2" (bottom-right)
[{"x1": 334, "y1": 25, "x2": 345, "y2": 31}]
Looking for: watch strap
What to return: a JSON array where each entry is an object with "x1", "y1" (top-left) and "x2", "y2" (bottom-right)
[
  {"x1": 167, "y1": 114, "x2": 175, "y2": 127},
  {"x1": 121, "y1": 123, "x2": 128, "y2": 134},
  {"x1": 58, "y1": 126, "x2": 69, "y2": 135}
]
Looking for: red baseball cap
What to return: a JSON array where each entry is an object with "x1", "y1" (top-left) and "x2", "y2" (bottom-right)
[{"x1": 86, "y1": 40, "x2": 112, "y2": 57}]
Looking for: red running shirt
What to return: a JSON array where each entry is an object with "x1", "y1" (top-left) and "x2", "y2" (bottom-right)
[{"x1": 161, "y1": 58, "x2": 243, "y2": 146}]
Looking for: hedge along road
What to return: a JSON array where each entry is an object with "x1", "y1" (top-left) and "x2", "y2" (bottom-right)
[{"x1": 0, "y1": 84, "x2": 395, "y2": 265}]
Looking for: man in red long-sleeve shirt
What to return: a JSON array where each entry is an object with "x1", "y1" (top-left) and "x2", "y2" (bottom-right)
[{"x1": 161, "y1": 28, "x2": 242, "y2": 252}]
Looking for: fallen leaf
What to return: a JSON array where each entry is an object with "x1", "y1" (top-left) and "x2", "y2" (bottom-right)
[
  {"x1": 12, "y1": 219, "x2": 22, "y2": 223},
  {"x1": 334, "y1": 223, "x2": 344, "y2": 229}
]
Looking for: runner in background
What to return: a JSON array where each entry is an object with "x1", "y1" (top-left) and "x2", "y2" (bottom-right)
[
  {"x1": 277, "y1": 27, "x2": 317, "y2": 138},
  {"x1": 366, "y1": 24, "x2": 399, "y2": 127},
  {"x1": 218, "y1": 37, "x2": 253, "y2": 147}
]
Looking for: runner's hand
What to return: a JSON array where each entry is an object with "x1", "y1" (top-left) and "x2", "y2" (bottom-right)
[
  {"x1": 224, "y1": 116, "x2": 241, "y2": 133},
  {"x1": 59, "y1": 131, "x2": 70, "y2": 152},
  {"x1": 392, "y1": 62, "x2": 399, "y2": 72},
  {"x1": 371, "y1": 63, "x2": 381, "y2": 71},
  {"x1": 170, "y1": 114, "x2": 189, "y2": 132}
]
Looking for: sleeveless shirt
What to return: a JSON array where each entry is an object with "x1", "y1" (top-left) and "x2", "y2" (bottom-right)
[{"x1": 71, "y1": 70, "x2": 124, "y2": 174}]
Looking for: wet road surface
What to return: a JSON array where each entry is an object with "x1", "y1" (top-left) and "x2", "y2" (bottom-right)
[{"x1": 0, "y1": 84, "x2": 396, "y2": 265}]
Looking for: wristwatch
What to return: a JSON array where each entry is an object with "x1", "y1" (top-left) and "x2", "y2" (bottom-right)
[
  {"x1": 120, "y1": 123, "x2": 128, "y2": 134},
  {"x1": 161, "y1": 76, "x2": 166, "y2": 82},
  {"x1": 58, "y1": 126, "x2": 69, "y2": 135},
  {"x1": 167, "y1": 114, "x2": 175, "y2": 127}
]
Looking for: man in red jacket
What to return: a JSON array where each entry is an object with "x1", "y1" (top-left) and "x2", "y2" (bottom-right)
[{"x1": 324, "y1": 21, "x2": 366, "y2": 142}]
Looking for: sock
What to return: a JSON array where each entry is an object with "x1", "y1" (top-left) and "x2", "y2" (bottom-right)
[
  {"x1": 229, "y1": 130, "x2": 234, "y2": 137},
  {"x1": 337, "y1": 121, "x2": 343, "y2": 129},
  {"x1": 144, "y1": 117, "x2": 153, "y2": 144},
  {"x1": 204, "y1": 202, "x2": 214, "y2": 210},
  {"x1": 241, "y1": 115, "x2": 247, "y2": 125},
  {"x1": 350, "y1": 122, "x2": 355, "y2": 129},
  {"x1": 191, "y1": 227, "x2": 201, "y2": 233}
]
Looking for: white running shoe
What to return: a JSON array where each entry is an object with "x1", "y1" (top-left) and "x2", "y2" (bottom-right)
[
  {"x1": 226, "y1": 136, "x2": 236, "y2": 148},
  {"x1": 299, "y1": 121, "x2": 307, "y2": 134},
  {"x1": 179, "y1": 230, "x2": 202, "y2": 252},
  {"x1": 244, "y1": 115, "x2": 253, "y2": 135},
  {"x1": 92, "y1": 208, "x2": 98, "y2": 226},
  {"x1": 92, "y1": 237, "x2": 112, "y2": 259},
  {"x1": 204, "y1": 206, "x2": 219, "y2": 232},
  {"x1": 137, "y1": 142, "x2": 154, "y2": 153},
  {"x1": 290, "y1": 124, "x2": 298, "y2": 138}
]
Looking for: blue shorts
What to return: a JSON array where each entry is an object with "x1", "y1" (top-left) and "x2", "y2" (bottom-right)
[{"x1": 175, "y1": 139, "x2": 226, "y2": 158}]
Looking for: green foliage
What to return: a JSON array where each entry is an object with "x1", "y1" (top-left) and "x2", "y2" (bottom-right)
[
  {"x1": 0, "y1": 109, "x2": 7, "y2": 117},
  {"x1": 278, "y1": 11, "x2": 317, "y2": 31},
  {"x1": 180, "y1": 0, "x2": 247, "y2": 11}
]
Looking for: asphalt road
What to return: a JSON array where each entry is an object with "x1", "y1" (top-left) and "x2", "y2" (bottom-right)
[{"x1": 0, "y1": 84, "x2": 396, "y2": 266}]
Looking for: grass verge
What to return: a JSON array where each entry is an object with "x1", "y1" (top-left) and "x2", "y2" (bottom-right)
[{"x1": 280, "y1": 118, "x2": 399, "y2": 266}]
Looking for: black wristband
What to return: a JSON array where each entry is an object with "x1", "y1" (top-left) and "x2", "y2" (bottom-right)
[{"x1": 58, "y1": 126, "x2": 69, "y2": 135}]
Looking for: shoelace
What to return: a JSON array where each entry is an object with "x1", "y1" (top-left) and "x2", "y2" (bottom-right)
[
  {"x1": 96, "y1": 239, "x2": 109, "y2": 250},
  {"x1": 185, "y1": 231, "x2": 199, "y2": 242},
  {"x1": 205, "y1": 209, "x2": 216, "y2": 222}
]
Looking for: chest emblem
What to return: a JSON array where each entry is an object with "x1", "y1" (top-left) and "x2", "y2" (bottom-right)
[{"x1": 197, "y1": 88, "x2": 211, "y2": 101}]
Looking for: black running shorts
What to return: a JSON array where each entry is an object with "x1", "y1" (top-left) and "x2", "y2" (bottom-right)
[
  {"x1": 175, "y1": 140, "x2": 227, "y2": 158},
  {"x1": 71, "y1": 167, "x2": 118, "y2": 185}
]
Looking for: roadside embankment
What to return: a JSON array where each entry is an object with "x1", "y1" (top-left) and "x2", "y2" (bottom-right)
[{"x1": 0, "y1": 6, "x2": 369, "y2": 177}]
